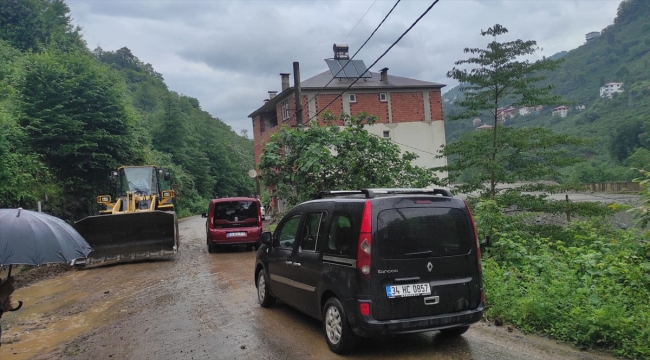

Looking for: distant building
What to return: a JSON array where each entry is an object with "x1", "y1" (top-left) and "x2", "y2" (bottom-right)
[
  {"x1": 496, "y1": 106, "x2": 517, "y2": 122},
  {"x1": 472, "y1": 118, "x2": 482, "y2": 126},
  {"x1": 518, "y1": 106, "x2": 536, "y2": 116},
  {"x1": 552, "y1": 106, "x2": 569, "y2": 118},
  {"x1": 575, "y1": 105, "x2": 586, "y2": 110},
  {"x1": 476, "y1": 124, "x2": 493, "y2": 130},
  {"x1": 586, "y1": 31, "x2": 600, "y2": 42},
  {"x1": 600, "y1": 82, "x2": 624, "y2": 98}
]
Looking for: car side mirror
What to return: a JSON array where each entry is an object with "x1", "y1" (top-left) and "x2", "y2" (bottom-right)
[
  {"x1": 201, "y1": 213, "x2": 208, "y2": 218},
  {"x1": 260, "y1": 231, "x2": 273, "y2": 246}
]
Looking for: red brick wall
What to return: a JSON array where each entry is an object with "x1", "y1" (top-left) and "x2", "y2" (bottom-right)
[
  {"x1": 253, "y1": 95, "x2": 309, "y2": 166},
  {"x1": 350, "y1": 93, "x2": 389, "y2": 123},
  {"x1": 391, "y1": 92, "x2": 425, "y2": 123},
  {"x1": 429, "y1": 90, "x2": 443, "y2": 121},
  {"x1": 315, "y1": 94, "x2": 344, "y2": 126}
]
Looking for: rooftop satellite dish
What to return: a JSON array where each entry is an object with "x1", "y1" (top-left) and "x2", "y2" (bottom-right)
[{"x1": 248, "y1": 169, "x2": 257, "y2": 178}]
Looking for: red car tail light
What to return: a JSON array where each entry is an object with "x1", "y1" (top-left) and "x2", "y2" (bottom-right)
[
  {"x1": 359, "y1": 302, "x2": 371, "y2": 316},
  {"x1": 357, "y1": 200, "x2": 372, "y2": 280}
]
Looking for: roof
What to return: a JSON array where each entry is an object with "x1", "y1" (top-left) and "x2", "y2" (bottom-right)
[
  {"x1": 209, "y1": 197, "x2": 259, "y2": 204},
  {"x1": 301, "y1": 70, "x2": 444, "y2": 90},
  {"x1": 248, "y1": 70, "x2": 445, "y2": 118},
  {"x1": 476, "y1": 124, "x2": 493, "y2": 129}
]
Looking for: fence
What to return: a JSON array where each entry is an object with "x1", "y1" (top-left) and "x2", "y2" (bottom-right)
[{"x1": 588, "y1": 182, "x2": 640, "y2": 192}]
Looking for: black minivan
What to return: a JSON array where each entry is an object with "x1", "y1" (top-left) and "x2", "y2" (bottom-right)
[{"x1": 254, "y1": 188, "x2": 484, "y2": 354}]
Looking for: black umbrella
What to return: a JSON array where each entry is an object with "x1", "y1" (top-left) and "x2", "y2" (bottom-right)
[{"x1": 0, "y1": 208, "x2": 93, "y2": 275}]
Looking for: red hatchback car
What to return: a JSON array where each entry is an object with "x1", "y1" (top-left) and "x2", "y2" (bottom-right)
[{"x1": 202, "y1": 197, "x2": 263, "y2": 253}]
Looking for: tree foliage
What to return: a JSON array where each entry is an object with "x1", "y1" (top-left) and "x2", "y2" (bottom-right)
[
  {"x1": 437, "y1": 24, "x2": 584, "y2": 198},
  {"x1": 259, "y1": 112, "x2": 439, "y2": 209},
  {"x1": 0, "y1": 1, "x2": 255, "y2": 219},
  {"x1": 0, "y1": 0, "x2": 83, "y2": 52}
]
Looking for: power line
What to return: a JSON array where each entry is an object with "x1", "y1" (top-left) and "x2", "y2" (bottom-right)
[
  {"x1": 305, "y1": 0, "x2": 401, "y2": 103},
  {"x1": 303, "y1": 0, "x2": 379, "y2": 89},
  {"x1": 306, "y1": 0, "x2": 441, "y2": 124}
]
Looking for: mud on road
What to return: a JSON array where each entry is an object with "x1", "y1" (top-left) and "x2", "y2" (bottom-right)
[{"x1": 1, "y1": 216, "x2": 617, "y2": 360}]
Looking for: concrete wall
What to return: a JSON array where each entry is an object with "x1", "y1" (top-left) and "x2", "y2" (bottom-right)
[{"x1": 363, "y1": 121, "x2": 447, "y2": 172}]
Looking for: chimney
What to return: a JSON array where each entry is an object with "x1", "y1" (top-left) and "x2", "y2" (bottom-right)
[
  {"x1": 380, "y1": 67, "x2": 389, "y2": 83},
  {"x1": 280, "y1": 73, "x2": 290, "y2": 91},
  {"x1": 268, "y1": 91, "x2": 277, "y2": 99}
]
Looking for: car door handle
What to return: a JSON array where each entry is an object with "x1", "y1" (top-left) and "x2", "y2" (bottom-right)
[
  {"x1": 292, "y1": 262, "x2": 301, "y2": 267},
  {"x1": 285, "y1": 261, "x2": 293, "y2": 265}
]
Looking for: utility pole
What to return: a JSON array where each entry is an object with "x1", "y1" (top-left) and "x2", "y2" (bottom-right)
[{"x1": 293, "y1": 62, "x2": 303, "y2": 127}]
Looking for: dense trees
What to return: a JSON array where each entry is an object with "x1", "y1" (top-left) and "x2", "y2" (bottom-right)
[{"x1": 0, "y1": 0, "x2": 254, "y2": 219}]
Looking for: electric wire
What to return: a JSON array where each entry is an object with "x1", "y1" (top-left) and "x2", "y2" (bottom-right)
[
  {"x1": 306, "y1": 0, "x2": 401, "y2": 102},
  {"x1": 303, "y1": 0, "x2": 379, "y2": 89},
  {"x1": 305, "y1": 0, "x2": 441, "y2": 124}
]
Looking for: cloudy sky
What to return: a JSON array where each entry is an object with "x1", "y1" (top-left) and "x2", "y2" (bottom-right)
[{"x1": 66, "y1": 0, "x2": 621, "y2": 136}]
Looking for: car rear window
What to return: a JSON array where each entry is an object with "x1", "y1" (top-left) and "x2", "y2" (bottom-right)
[
  {"x1": 212, "y1": 201, "x2": 259, "y2": 228},
  {"x1": 377, "y1": 207, "x2": 472, "y2": 259}
]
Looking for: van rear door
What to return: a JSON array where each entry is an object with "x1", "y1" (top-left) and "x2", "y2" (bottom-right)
[{"x1": 371, "y1": 200, "x2": 482, "y2": 321}]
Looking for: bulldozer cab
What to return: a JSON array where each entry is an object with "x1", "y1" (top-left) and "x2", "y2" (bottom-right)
[{"x1": 116, "y1": 166, "x2": 171, "y2": 197}]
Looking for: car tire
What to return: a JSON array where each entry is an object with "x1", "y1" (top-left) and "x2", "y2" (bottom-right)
[
  {"x1": 322, "y1": 297, "x2": 357, "y2": 354},
  {"x1": 257, "y1": 270, "x2": 276, "y2": 308},
  {"x1": 208, "y1": 243, "x2": 216, "y2": 253},
  {"x1": 439, "y1": 325, "x2": 470, "y2": 337}
]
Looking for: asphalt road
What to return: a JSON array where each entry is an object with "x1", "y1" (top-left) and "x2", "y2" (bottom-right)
[{"x1": 0, "y1": 216, "x2": 616, "y2": 360}]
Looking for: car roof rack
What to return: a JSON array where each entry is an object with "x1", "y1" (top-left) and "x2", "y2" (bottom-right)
[{"x1": 316, "y1": 188, "x2": 453, "y2": 199}]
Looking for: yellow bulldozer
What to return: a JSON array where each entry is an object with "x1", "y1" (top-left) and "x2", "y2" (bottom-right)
[{"x1": 73, "y1": 165, "x2": 179, "y2": 265}]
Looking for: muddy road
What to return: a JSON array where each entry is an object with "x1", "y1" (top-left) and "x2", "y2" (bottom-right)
[{"x1": 1, "y1": 216, "x2": 615, "y2": 360}]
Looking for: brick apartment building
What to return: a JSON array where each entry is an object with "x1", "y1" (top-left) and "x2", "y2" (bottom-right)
[{"x1": 248, "y1": 45, "x2": 448, "y2": 207}]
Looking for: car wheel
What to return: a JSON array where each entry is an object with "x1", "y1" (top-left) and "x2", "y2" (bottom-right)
[
  {"x1": 439, "y1": 325, "x2": 470, "y2": 337},
  {"x1": 257, "y1": 270, "x2": 276, "y2": 308},
  {"x1": 208, "y1": 243, "x2": 216, "y2": 253},
  {"x1": 323, "y1": 297, "x2": 357, "y2": 354}
]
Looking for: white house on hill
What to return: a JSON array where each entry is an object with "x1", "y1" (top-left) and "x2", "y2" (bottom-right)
[{"x1": 600, "y1": 82, "x2": 623, "y2": 98}]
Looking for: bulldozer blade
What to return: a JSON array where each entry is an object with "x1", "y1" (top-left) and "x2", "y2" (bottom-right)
[{"x1": 74, "y1": 211, "x2": 178, "y2": 262}]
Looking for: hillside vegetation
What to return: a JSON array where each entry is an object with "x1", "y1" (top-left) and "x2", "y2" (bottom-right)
[
  {"x1": 444, "y1": 0, "x2": 650, "y2": 183},
  {"x1": 0, "y1": 0, "x2": 255, "y2": 219}
]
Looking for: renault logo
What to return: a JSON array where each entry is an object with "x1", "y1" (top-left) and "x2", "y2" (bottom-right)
[{"x1": 427, "y1": 262, "x2": 433, "y2": 272}]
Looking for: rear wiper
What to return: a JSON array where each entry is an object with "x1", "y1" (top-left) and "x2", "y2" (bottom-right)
[{"x1": 404, "y1": 250, "x2": 433, "y2": 258}]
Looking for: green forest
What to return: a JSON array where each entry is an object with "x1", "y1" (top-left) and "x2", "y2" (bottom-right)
[
  {"x1": 0, "y1": 0, "x2": 256, "y2": 220},
  {"x1": 443, "y1": 0, "x2": 650, "y2": 183}
]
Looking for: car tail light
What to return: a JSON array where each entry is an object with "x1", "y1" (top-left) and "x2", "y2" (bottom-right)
[
  {"x1": 359, "y1": 302, "x2": 371, "y2": 316},
  {"x1": 464, "y1": 200, "x2": 485, "y2": 303},
  {"x1": 357, "y1": 200, "x2": 372, "y2": 280}
]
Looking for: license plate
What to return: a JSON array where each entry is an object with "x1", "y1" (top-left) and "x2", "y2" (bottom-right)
[
  {"x1": 386, "y1": 283, "x2": 431, "y2": 298},
  {"x1": 227, "y1": 232, "x2": 246, "y2": 237}
]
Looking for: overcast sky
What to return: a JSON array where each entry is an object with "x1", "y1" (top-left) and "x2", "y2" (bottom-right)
[{"x1": 66, "y1": 0, "x2": 621, "y2": 136}]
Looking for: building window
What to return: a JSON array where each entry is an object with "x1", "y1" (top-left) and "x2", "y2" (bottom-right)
[
  {"x1": 379, "y1": 93, "x2": 387, "y2": 102},
  {"x1": 349, "y1": 94, "x2": 357, "y2": 103},
  {"x1": 383, "y1": 130, "x2": 390, "y2": 138},
  {"x1": 281, "y1": 99, "x2": 290, "y2": 120}
]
